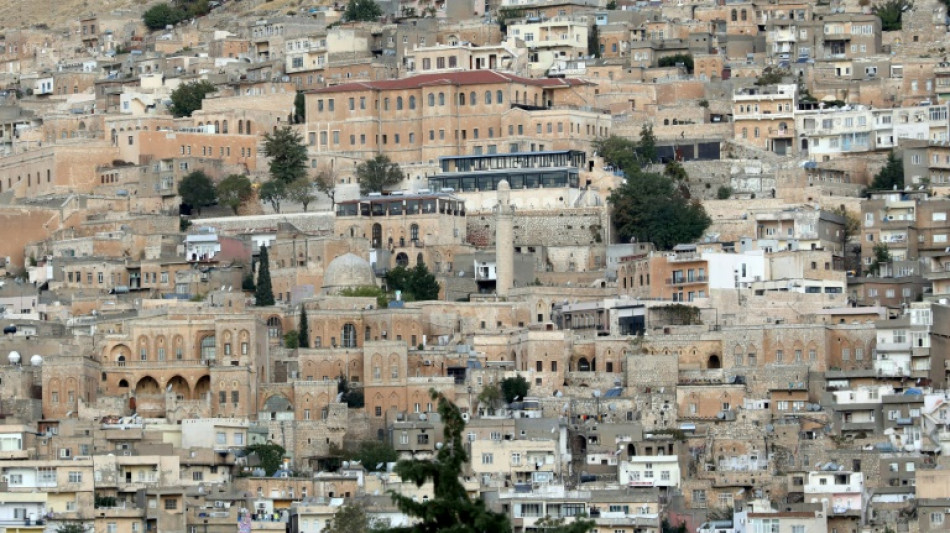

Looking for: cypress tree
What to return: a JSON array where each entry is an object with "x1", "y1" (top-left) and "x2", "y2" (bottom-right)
[
  {"x1": 298, "y1": 305, "x2": 309, "y2": 348},
  {"x1": 255, "y1": 245, "x2": 275, "y2": 306}
]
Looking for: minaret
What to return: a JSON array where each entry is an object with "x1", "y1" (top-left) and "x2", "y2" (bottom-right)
[{"x1": 495, "y1": 180, "x2": 514, "y2": 297}]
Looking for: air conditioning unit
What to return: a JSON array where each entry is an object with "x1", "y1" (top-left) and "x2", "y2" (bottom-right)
[{"x1": 423, "y1": 360, "x2": 432, "y2": 366}]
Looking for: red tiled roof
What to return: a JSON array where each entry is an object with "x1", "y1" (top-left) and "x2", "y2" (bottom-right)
[{"x1": 310, "y1": 70, "x2": 591, "y2": 93}]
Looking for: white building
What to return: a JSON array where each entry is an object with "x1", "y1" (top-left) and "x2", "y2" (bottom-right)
[{"x1": 618, "y1": 455, "x2": 680, "y2": 488}]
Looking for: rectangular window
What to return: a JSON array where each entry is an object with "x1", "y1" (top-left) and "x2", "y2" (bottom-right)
[{"x1": 482, "y1": 453, "x2": 493, "y2": 464}]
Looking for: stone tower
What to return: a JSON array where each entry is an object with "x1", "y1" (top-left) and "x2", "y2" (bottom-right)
[{"x1": 495, "y1": 180, "x2": 514, "y2": 297}]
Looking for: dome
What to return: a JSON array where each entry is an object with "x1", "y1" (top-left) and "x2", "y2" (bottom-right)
[
  {"x1": 30, "y1": 355, "x2": 43, "y2": 367},
  {"x1": 322, "y1": 253, "x2": 375, "y2": 294},
  {"x1": 7, "y1": 351, "x2": 20, "y2": 364}
]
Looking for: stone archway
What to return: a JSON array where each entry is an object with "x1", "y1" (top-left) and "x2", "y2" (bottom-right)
[{"x1": 167, "y1": 375, "x2": 191, "y2": 400}]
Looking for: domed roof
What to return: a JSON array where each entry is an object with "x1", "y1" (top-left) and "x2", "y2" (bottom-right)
[{"x1": 323, "y1": 253, "x2": 375, "y2": 293}]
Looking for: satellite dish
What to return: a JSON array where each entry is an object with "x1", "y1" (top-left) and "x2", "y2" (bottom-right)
[
  {"x1": 7, "y1": 351, "x2": 20, "y2": 364},
  {"x1": 30, "y1": 354, "x2": 43, "y2": 366}
]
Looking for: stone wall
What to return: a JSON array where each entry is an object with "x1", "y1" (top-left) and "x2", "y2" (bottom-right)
[{"x1": 467, "y1": 207, "x2": 608, "y2": 248}]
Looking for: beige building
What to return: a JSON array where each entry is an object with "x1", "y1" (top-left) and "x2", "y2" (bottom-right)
[{"x1": 303, "y1": 70, "x2": 608, "y2": 175}]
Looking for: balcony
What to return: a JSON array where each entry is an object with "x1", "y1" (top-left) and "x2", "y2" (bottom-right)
[
  {"x1": 840, "y1": 421, "x2": 877, "y2": 432},
  {"x1": 666, "y1": 275, "x2": 707, "y2": 286}
]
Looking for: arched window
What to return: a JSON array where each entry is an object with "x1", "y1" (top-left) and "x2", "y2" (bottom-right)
[
  {"x1": 731, "y1": 9, "x2": 737, "y2": 21},
  {"x1": 408, "y1": 95, "x2": 416, "y2": 109},
  {"x1": 410, "y1": 223, "x2": 419, "y2": 241},
  {"x1": 497, "y1": 90, "x2": 503, "y2": 104},
  {"x1": 396, "y1": 252, "x2": 409, "y2": 267},
  {"x1": 428, "y1": 93, "x2": 435, "y2": 106},
  {"x1": 438, "y1": 92, "x2": 445, "y2": 106},
  {"x1": 372, "y1": 223, "x2": 382, "y2": 248},
  {"x1": 417, "y1": 253, "x2": 424, "y2": 266},
  {"x1": 741, "y1": 127, "x2": 748, "y2": 138},
  {"x1": 740, "y1": 9, "x2": 747, "y2": 21},
  {"x1": 470, "y1": 91, "x2": 477, "y2": 105},
  {"x1": 200, "y1": 335, "x2": 216, "y2": 361},
  {"x1": 222, "y1": 120, "x2": 228, "y2": 133},
  {"x1": 485, "y1": 91, "x2": 492, "y2": 105},
  {"x1": 396, "y1": 97, "x2": 403, "y2": 110},
  {"x1": 246, "y1": 120, "x2": 252, "y2": 134},
  {"x1": 238, "y1": 120, "x2": 244, "y2": 134},
  {"x1": 342, "y1": 324, "x2": 357, "y2": 348},
  {"x1": 458, "y1": 93, "x2": 465, "y2": 106}
]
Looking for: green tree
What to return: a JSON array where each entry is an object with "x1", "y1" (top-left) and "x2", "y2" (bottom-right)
[
  {"x1": 873, "y1": 0, "x2": 913, "y2": 31},
  {"x1": 338, "y1": 376, "x2": 365, "y2": 408},
  {"x1": 638, "y1": 123, "x2": 658, "y2": 164},
  {"x1": 283, "y1": 331, "x2": 299, "y2": 349},
  {"x1": 716, "y1": 185, "x2": 733, "y2": 199},
  {"x1": 664, "y1": 160, "x2": 688, "y2": 181},
  {"x1": 595, "y1": 135, "x2": 639, "y2": 172},
  {"x1": 587, "y1": 23, "x2": 601, "y2": 58},
  {"x1": 606, "y1": 0, "x2": 617, "y2": 8},
  {"x1": 298, "y1": 305, "x2": 309, "y2": 348},
  {"x1": 657, "y1": 53, "x2": 693, "y2": 73},
  {"x1": 259, "y1": 180, "x2": 285, "y2": 213},
  {"x1": 608, "y1": 168, "x2": 711, "y2": 250},
  {"x1": 294, "y1": 91, "x2": 306, "y2": 123},
  {"x1": 387, "y1": 391, "x2": 511, "y2": 533},
  {"x1": 477, "y1": 383, "x2": 503, "y2": 414},
  {"x1": 216, "y1": 174, "x2": 253, "y2": 214},
  {"x1": 535, "y1": 516, "x2": 595, "y2": 533},
  {"x1": 662, "y1": 519, "x2": 688, "y2": 533},
  {"x1": 755, "y1": 68, "x2": 788, "y2": 86},
  {"x1": 178, "y1": 170, "x2": 216, "y2": 214},
  {"x1": 868, "y1": 242, "x2": 892, "y2": 276},
  {"x1": 143, "y1": 3, "x2": 183, "y2": 30},
  {"x1": 263, "y1": 126, "x2": 308, "y2": 184},
  {"x1": 285, "y1": 178, "x2": 317, "y2": 212},
  {"x1": 169, "y1": 80, "x2": 216, "y2": 117},
  {"x1": 55, "y1": 524, "x2": 89, "y2": 533},
  {"x1": 500, "y1": 375, "x2": 530, "y2": 403},
  {"x1": 325, "y1": 504, "x2": 380, "y2": 533},
  {"x1": 255, "y1": 245, "x2": 275, "y2": 306},
  {"x1": 246, "y1": 443, "x2": 286, "y2": 476},
  {"x1": 344, "y1": 0, "x2": 383, "y2": 21},
  {"x1": 871, "y1": 151, "x2": 904, "y2": 190},
  {"x1": 385, "y1": 263, "x2": 440, "y2": 301},
  {"x1": 357, "y1": 154, "x2": 404, "y2": 195},
  {"x1": 348, "y1": 440, "x2": 399, "y2": 471}
]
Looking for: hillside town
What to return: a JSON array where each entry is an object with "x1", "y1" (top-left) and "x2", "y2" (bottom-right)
[{"x1": 4, "y1": 0, "x2": 950, "y2": 532}]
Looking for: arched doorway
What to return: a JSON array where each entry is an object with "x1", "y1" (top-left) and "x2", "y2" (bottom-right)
[
  {"x1": 194, "y1": 376, "x2": 211, "y2": 401},
  {"x1": 395, "y1": 253, "x2": 409, "y2": 267},
  {"x1": 577, "y1": 357, "x2": 591, "y2": 372},
  {"x1": 708, "y1": 355, "x2": 721, "y2": 369}
]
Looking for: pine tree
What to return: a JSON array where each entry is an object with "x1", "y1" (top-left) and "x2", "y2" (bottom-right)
[
  {"x1": 255, "y1": 245, "x2": 275, "y2": 306},
  {"x1": 298, "y1": 305, "x2": 309, "y2": 348},
  {"x1": 387, "y1": 391, "x2": 512, "y2": 533},
  {"x1": 871, "y1": 151, "x2": 904, "y2": 191}
]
